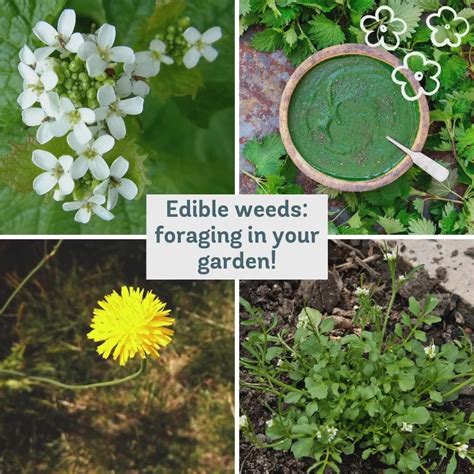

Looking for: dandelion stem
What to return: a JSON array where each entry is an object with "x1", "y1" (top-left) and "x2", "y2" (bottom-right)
[
  {"x1": 0, "y1": 240, "x2": 63, "y2": 317},
  {"x1": 0, "y1": 359, "x2": 146, "y2": 390}
]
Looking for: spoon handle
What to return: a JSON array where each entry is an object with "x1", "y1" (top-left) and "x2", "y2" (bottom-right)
[{"x1": 410, "y1": 152, "x2": 450, "y2": 183}]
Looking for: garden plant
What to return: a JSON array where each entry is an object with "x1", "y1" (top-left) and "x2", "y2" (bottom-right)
[{"x1": 240, "y1": 247, "x2": 473, "y2": 473}]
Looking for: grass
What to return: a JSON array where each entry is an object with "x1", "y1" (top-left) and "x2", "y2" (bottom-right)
[{"x1": 0, "y1": 241, "x2": 234, "y2": 473}]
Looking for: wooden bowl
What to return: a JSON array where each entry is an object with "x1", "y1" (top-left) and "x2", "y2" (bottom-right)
[{"x1": 279, "y1": 44, "x2": 430, "y2": 192}]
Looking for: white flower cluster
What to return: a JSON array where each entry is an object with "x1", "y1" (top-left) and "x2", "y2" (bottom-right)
[
  {"x1": 401, "y1": 421, "x2": 413, "y2": 433},
  {"x1": 456, "y1": 442, "x2": 469, "y2": 459},
  {"x1": 297, "y1": 311, "x2": 309, "y2": 329},
  {"x1": 424, "y1": 343, "x2": 437, "y2": 359},
  {"x1": 384, "y1": 250, "x2": 397, "y2": 262},
  {"x1": 18, "y1": 9, "x2": 222, "y2": 224},
  {"x1": 316, "y1": 426, "x2": 338, "y2": 442},
  {"x1": 239, "y1": 415, "x2": 249, "y2": 429},
  {"x1": 355, "y1": 287, "x2": 370, "y2": 297}
]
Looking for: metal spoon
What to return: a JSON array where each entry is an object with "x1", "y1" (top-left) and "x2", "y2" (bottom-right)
[{"x1": 386, "y1": 136, "x2": 449, "y2": 183}]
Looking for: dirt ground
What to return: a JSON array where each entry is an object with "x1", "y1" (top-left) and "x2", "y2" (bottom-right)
[{"x1": 240, "y1": 240, "x2": 473, "y2": 473}]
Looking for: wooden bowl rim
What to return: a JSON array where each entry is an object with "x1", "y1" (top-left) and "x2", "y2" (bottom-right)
[{"x1": 279, "y1": 44, "x2": 431, "y2": 192}]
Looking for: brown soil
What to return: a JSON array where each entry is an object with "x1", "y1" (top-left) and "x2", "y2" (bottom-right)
[{"x1": 240, "y1": 240, "x2": 473, "y2": 473}]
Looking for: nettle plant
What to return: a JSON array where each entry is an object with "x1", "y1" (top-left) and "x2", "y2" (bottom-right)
[
  {"x1": 17, "y1": 8, "x2": 221, "y2": 224},
  {"x1": 241, "y1": 251, "x2": 474, "y2": 473}
]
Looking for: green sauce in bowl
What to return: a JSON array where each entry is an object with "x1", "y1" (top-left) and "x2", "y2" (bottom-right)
[{"x1": 288, "y1": 55, "x2": 420, "y2": 181}]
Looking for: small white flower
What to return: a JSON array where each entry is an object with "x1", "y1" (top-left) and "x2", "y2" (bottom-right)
[
  {"x1": 33, "y1": 9, "x2": 84, "y2": 56},
  {"x1": 19, "y1": 45, "x2": 57, "y2": 74},
  {"x1": 17, "y1": 63, "x2": 58, "y2": 111},
  {"x1": 134, "y1": 40, "x2": 174, "y2": 77},
  {"x1": 327, "y1": 426, "x2": 338, "y2": 442},
  {"x1": 398, "y1": 275, "x2": 406, "y2": 282},
  {"x1": 32, "y1": 150, "x2": 74, "y2": 199},
  {"x1": 427, "y1": 6, "x2": 470, "y2": 48},
  {"x1": 361, "y1": 6, "x2": 407, "y2": 52},
  {"x1": 316, "y1": 430, "x2": 322, "y2": 440},
  {"x1": 392, "y1": 52, "x2": 441, "y2": 102},
  {"x1": 266, "y1": 419, "x2": 274, "y2": 428},
  {"x1": 116, "y1": 71, "x2": 150, "y2": 99},
  {"x1": 424, "y1": 343, "x2": 437, "y2": 359},
  {"x1": 353, "y1": 305, "x2": 360, "y2": 310},
  {"x1": 77, "y1": 24, "x2": 135, "y2": 77},
  {"x1": 95, "y1": 85, "x2": 144, "y2": 140},
  {"x1": 94, "y1": 156, "x2": 138, "y2": 210},
  {"x1": 401, "y1": 422, "x2": 413, "y2": 433},
  {"x1": 276, "y1": 359, "x2": 283, "y2": 367},
  {"x1": 456, "y1": 443, "x2": 469, "y2": 459},
  {"x1": 50, "y1": 97, "x2": 95, "y2": 144},
  {"x1": 63, "y1": 194, "x2": 114, "y2": 224},
  {"x1": 183, "y1": 26, "x2": 222, "y2": 69},
  {"x1": 355, "y1": 287, "x2": 370, "y2": 297},
  {"x1": 68, "y1": 134, "x2": 114, "y2": 181},
  {"x1": 374, "y1": 305, "x2": 383, "y2": 312},
  {"x1": 297, "y1": 311, "x2": 309, "y2": 329},
  {"x1": 384, "y1": 250, "x2": 397, "y2": 262},
  {"x1": 239, "y1": 415, "x2": 249, "y2": 429}
]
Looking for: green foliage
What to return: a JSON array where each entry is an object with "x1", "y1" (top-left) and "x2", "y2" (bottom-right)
[
  {"x1": 241, "y1": 259, "x2": 474, "y2": 473},
  {"x1": 241, "y1": 0, "x2": 474, "y2": 234}
]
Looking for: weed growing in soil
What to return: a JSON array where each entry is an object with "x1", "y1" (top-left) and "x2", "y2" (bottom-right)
[{"x1": 241, "y1": 250, "x2": 473, "y2": 473}]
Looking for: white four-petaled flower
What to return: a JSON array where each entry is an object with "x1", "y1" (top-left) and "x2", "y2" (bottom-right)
[
  {"x1": 94, "y1": 156, "x2": 138, "y2": 210},
  {"x1": 424, "y1": 343, "x2": 437, "y2": 359},
  {"x1": 50, "y1": 97, "x2": 95, "y2": 144},
  {"x1": 17, "y1": 63, "x2": 58, "y2": 111},
  {"x1": 33, "y1": 9, "x2": 84, "y2": 56},
  {"x1": 78, "y1": 24, "x2": 135, "y2": 77},
  {"x1": 63, "y1": 194, "x2": 114, "y2": 224},
  {"x1": 32, "y1": 150, "x2": 74, "y2": 199},
  {"x1": 68, "y1": 133, "x2": 114, "y2": 180},
  {"x1": 95, "y1": 84, "x2": 144, "y2": 139},
  {"x1": 401, "y1": 422, "x2": 413, "y2": 433},
  {"x1": 183, "y1": 26, "x2": 222, "y2": 69}
]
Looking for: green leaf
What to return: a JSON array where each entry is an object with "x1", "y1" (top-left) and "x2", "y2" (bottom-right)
[
  {"x1": 417, "y1": 0, "x2": 440, "y2": 11},
  {"x1": 104, "y1": 0, "x2": 155, "y2": 46},
  {"x1": 446, "y1": 454, "x2": 457, "y2": 474},
  {"x1": 266, "y1": 346, "x2": 283, "y2": 361},
  {"x1": 308, "y1": 15, "x2": 346, "y2": 49},
  {"x1": 429, "y1": 390, "x2": 443, "y2": 403},
  {"x1": 408, "y1": 297, "x2": 421, "y2": 316},
  {"x1": 0, "y1": 0, "x2": 66, "y2": 128},
  {"x1": 319, "y1": 318, "x2": 334, "y2": 334},
  {"x1": 377, "y1": 216, "x2": 407, "y2": 234},
  {"x1": 284, "y1": 391, "x2": 302, "y2": 404},
  {"x1": 292, "y1": 437, "x2": 314, "y2": 459},
  {"x1": 398, "y1": 373, "x2": 415, "y2": 391},
  {"x1": 251, "y1": 28, "x2": 284, "y2": 52},
  {"x1": 408, "y1": 217, "x2": 437, "y2": 235},
  {"x1": 405, "y1": 406, "x2": 430, "y2": 424},
  {"x1": 397, "y1": 450, "x2": 421, "y2": 471},
  {"x1": 299, "y1": 308, "x2": 322, "y2": 328},
  {"x1": 383, "y1": 0, "x2": 422, "y2": 40},
  {"x1": 305, "y1": 401, "x2": 319, "y2": 417},
  {"x1": 439, "y1": 55, "x2": 469, "y2": 91},
  {"x1": 240, "y1": 0, "x2": 251, "y2": 16},
  {"x1": 305, "y1": 378, "x2": 329, "y2": 399},
  {"x1": 150, "y1": 65, "x2": 204, "y2": 100},
  {"x1": 284, "y1": 26, "x2": 298, "y2": 47},
  {"x1": 243, "y1": 133, "x2": 287, "y2": 177},
  {"x1": 350, "y1": 0, "x2": 375, "y2": 14}
]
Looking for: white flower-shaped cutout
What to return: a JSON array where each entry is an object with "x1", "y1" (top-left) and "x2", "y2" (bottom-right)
[
  {"x1": 183, "y1": 26, "x2": 222, "y2": 69},
  {"x1": 68, "y1": 133, "x2": 114, "y2": 180},
  {"x1": 33, "y1": 9, "x2": 84, "y2": 55},
  {"x1": 63, "y1": 194, "x2": 114, "y2": 224},
  {"x1": 427, "y1": 6, "x2": 470, "y2": 48},
  {"x1": 95, "y1": 84, "x2": 144, "y2": 139},
  {"x1": 392, "y1": 52, "x2": 441, "y2": 102},
  {"x1": 17, "y1": 63, "x2": 58, "y2": 110},
  {"x1": 50, "y1": 97, "x2": 95, "y2": 143},
  {"x1": 77, "y1": 24, "x2": 135, "y2": 77},
  {"x1": 360, "y1": 6, "x2": 408, "y2": 51},
  {"x1": 94, "y1": 156, "x2": 138, "y2": 210},
  {"x1": 32, "y1": 150, "x2": 74, "y2": 198}
]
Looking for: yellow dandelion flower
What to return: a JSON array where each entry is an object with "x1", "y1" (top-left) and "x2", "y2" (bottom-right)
[{"x1": 87, "y1": 286, "x2": 175, "y2": 366}]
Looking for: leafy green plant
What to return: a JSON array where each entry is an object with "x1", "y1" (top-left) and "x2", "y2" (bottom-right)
[
  {"x1": 241, "y1": 0, "x2": 474, "y2": 234},
  {"x1": 240, "y1": 251, "x2": 474, "y2": 473}
]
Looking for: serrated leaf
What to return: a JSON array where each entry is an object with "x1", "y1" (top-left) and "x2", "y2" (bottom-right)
[
  {"x1": 362, "y1": 175, "x2": 411, "y2": 207},
  {"x1": 439, "y1": 55, "x2": 468, "y2": 91},
  {"x1": 241, "y1": 0, "x2": 251, "y2": 16},
  {"x1": 377, "y1": 215, "x2": 407, "y2": 234},
  {"x1": 309, "y1": 15, "x2": 346, "y2": 49},
  {"x1": 243, "y1": 133, "x2": 287, "y2": 177},
  {"x1": 417, "y1": 0, "x2": 439, "y2": 11},
  {"x1": 383, "y1": 0, "x2": 422, "y2": 40},
  {"x1": 408, "y1": 217, "x2": 437, "y2": 235},
  {"x1": 284, "y1": 26, "x2": 298, "y2": 47},
  {"x1": 251, "y1": 28, "x2": 284, "y2": 51},
  {"x1": 350, "y1": 0, "x2": 375, "y2": 14}
]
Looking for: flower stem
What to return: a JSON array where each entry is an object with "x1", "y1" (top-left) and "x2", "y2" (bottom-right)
[
  {"x1": 0, "y1": 359, "x2": 146, "y2": 390},
  {"x1": 0, "y1": 240, "x2": 63, "y2": 317}
]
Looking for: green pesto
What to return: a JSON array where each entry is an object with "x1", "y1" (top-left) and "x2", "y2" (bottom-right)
[{"x1": 288, "y1": 55, "x2": 420, "y2": 181}]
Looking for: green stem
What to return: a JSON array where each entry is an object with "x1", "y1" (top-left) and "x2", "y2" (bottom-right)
[
  {"x1": 381, "y1": 271, "x2": 397, "y2": 348},
  {"x1": 0, "y1": 240, "x2": 63, "y2": 316},
  {"x1": 0, "y1": 358, "x2": 146, "y2": 390},
  {"x1": 442, "y1": 376, "x2": 474, "y2": 399}
]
